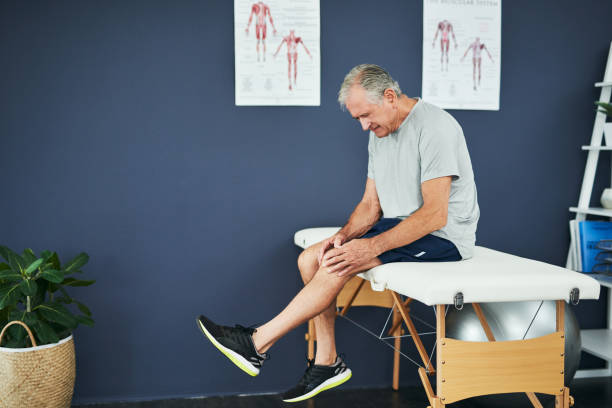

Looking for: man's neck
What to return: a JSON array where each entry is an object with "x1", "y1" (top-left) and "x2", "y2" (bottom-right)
[{"x1": 392, "y1": 96, "x2": 418, "y2": 132}]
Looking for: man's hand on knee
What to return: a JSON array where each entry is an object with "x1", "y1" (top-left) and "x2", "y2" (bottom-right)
[
  {"x1": 321, "y1": 238, "x2": 378, "y2": 277},
  {"x1": 317, "y1": 233, "x2": 348, "y2": 265}
]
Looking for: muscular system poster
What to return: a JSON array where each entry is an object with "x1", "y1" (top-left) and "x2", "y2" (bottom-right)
[
  {"x1": 422, "y1": 0, "x2": 501, "y2": 110},
  {"x1": 234, "y1": 0, "x2": 320, "y2": 106}
]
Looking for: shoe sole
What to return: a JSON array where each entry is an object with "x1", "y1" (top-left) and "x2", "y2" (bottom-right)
[
  {"x1": 196, "y1": 317, "x2": 259, "y2": 377},
  {"x1": 282, "y1": 368, "x2": 352, "y2": 402}
]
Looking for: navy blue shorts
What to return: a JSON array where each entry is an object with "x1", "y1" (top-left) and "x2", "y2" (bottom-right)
[{"x1": 362, "y1": 218, "x2": 461, "y2": 263}]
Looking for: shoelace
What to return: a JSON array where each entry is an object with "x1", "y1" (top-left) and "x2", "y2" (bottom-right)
[
  {"x1": 298, "y1": 354, "x2": 347, "y2": 385},
  {"x1": 225, "y1": 324, "x2": 270, "y2": 361},
  {"x1": 298, "y1": 358, "x2": 318, "y2": 386}
]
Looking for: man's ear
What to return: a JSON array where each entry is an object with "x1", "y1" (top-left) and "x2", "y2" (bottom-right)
[{"x1": 383, "y1": 88, "x2": 397, "y2": 105}]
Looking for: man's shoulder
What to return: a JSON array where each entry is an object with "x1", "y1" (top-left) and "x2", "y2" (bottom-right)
[
  {"x1": 414, "y1": 101, "x2": 460, "y2": 132},
  {"x1": 415, "y1": 99, "x2": 450, "y2": 119}
]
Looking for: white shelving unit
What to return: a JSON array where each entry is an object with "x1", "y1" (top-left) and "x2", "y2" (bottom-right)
[
  {"x1": 581, "y1": 146, "x2": 612, "y2": 151},
  {"x1": 568, "y1": 41, "x2": 612, "y2": 379},
  {"x1": 570, "y1": 206, "x2": 612, "y2": 218},
  {"x1": 575, "y1": 274, "x2": 612, "y2": 378}
]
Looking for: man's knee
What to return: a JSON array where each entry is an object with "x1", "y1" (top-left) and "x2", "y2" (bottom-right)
[
  {"x1": 297, "y1": 243, "x2": 320, "y2": 284},
  {"x1": 311, "y1": 266, "x2": 351, "y2": 289}
]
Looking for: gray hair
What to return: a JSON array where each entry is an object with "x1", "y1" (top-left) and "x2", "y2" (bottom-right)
[{"x1": 337, "y1": 64, "x2": 402, "y2": 109}]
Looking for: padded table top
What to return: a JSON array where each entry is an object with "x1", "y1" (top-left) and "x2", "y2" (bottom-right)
[{"x1": 294, "y1": 227, "x2": 601, "y2": 306}]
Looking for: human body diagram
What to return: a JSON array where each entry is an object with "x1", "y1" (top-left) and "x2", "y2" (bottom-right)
[
  {"x1": 432, "y1": 20, "x2": 457, "y2": 71},
  {"x1": 245, "y1": 1, "x2": 277, "y2": 61},
  {"x1": 461, "y1": 37, "x2": 494, "y2": 90},
  {"x1": 274, "y1": 30, "x2": 312, "y2": 91}
]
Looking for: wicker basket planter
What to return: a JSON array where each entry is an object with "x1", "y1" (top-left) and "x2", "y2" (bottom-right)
[{"x1": 0, "y1": 321, "x2": 76, "y2": 408}]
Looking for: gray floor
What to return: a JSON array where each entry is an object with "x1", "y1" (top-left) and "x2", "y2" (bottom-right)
[{"x1": 72, "y1": 377, "x2": 612, "y2": 407}]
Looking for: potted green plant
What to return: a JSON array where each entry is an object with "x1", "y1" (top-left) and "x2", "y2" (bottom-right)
[
  {"x1": 0, "y1": 246, "x2": 95, "y2": 407},
  {"x1": 595, "y1": 101, "x2": 612, "y2": 146}
]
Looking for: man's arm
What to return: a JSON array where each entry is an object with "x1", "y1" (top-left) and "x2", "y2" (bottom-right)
[
  {"x1": 370, "y1": 176, "x2": 450, "y2": 255},
  {"x1": 338, "y1": 177, "x2": 382, "y2": 240},
  {"x1": 323, "y1": 176, "x2": 451, "y2": 276},
  {"x1": 317, "y1": 177, "x2": 381, "y2": 264}
]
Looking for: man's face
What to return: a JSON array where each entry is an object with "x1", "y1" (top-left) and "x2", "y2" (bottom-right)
[{"x1": 345, "y1": 85, "x2": 397, "y2": 138}]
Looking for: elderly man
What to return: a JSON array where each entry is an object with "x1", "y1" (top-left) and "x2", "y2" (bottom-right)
[{"x1": 197, "y1": 64, "x2": 479, "y2": 402}]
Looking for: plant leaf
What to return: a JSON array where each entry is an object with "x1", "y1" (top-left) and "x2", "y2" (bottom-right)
[
  {"x1": 48, "y1": 253, "x2": 61, "y2": 270},
  {"x1": 75, "y1": 315, "x2": 94, "y2": 327},
  {"x1": 0, "y1": 306, "x2": 10, "y2": 325},
  {"x1": 0, "y1": 269, "x2": 23, "y2": 282},
  {"x1": 22, "y1": 249, "x2": 36, "y2": 265},
  {"x1": 24, "y1": 258, "x2": 43, "y2": 276},
  {"x1": 36, "y1": 303, "x2": 78, "y2": 329},
  {"x1": 8, "y1": 253, "x2": 25, "y2": 273},
  {"x1": 4, "y1": 311, "x2": 27, "y2": 346},
  {"x1": 40, "y1": 269, "x2": 64, "y2": 284},
  {"x1": 19, "y1": 280, "x2": 38, "y2": 297},
  {"x1": 33, "y1": 312, "x2": 60, "y2": 344},
  {"x1": 47, "y1": 282, "x2": 59, "y2": 294},
  {"x1": 41, "y1": 250, "x2": 53, "y2": 261},
  {"x1": 57, "y1": 286, "x2": 71, "y2": 299},
  {"x1": 0, "y1": 284, "x2": 21, "y2": 309},
  {"x1": 8, "y1": 309, "x2": 26, "y2": 321},
  {"x1": 64, "y1": 253, "x2": 89, "y2": 274},
  {"x1": 75, "y1": 301, "x2": 92, "y2": 317},
  {"x1": 0, "y1": 246, "x2": 18, "y2": 263},
  {"x1": 595, "y1": 101, "x2": 612, "y2": 116},
  {"x1": 0, "y1": 263, "x2": 10, "y2": 271},
  {"x1": 62, "y1": 278, "x2": 95, "y2": 287},
  {"x1": 22, "y1": 312, "x2": 41, "y2": 346}
]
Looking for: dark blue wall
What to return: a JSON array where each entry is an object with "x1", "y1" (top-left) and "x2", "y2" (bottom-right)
[{"x1": 1, "y1": 0, "x2": 611, "y2": 404}]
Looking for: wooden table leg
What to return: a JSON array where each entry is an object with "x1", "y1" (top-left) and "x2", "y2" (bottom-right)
[
  {"x1": 555, "y1": 386, "x2": 570, "y2": 407},
  {"x1": 392, "y1": 291, "x2": 434, "y2": 373},
  {"x1": 393, "y1": 307, "x2": 401, "y2": 390}
]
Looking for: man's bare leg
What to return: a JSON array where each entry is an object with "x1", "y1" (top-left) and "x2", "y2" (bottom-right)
[
  {"x1": 252, "y1": 245, "x2": 381, "y2": 358},
  {"x1": 297, "y1": 244, "x2": 338, "y2": 365}
]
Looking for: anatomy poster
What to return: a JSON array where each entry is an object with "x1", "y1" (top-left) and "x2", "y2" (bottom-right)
[
  {"x1": 422, "y1": 0, "x2": 501, "y2": 110},
  {"x1": 234, "y1": 0, "x2": 320, "y2": 106}
]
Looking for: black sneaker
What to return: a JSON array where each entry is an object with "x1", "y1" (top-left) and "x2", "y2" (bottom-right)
[
  {"x1": 196, "y1": 315, "x2": 269, "y2": 376},
  {"x1": 281, "y1": 356, "x2": 352, "y2": 402}
]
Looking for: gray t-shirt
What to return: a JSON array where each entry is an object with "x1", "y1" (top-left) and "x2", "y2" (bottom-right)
[{"x1": 367, "y1": 98, "x2": 479, "y2": 259}]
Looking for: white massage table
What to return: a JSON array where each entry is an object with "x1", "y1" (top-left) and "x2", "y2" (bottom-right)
[{"x1": 294, "y1": 227, "x2": 601, "y2": 408}]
